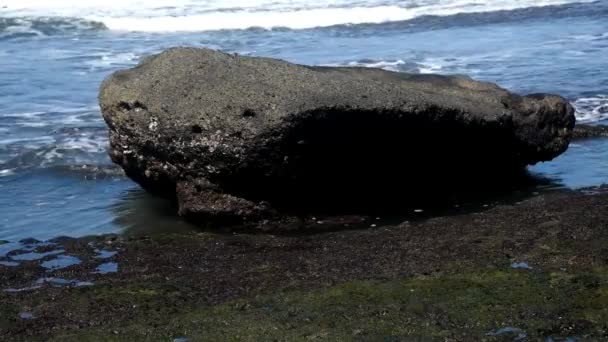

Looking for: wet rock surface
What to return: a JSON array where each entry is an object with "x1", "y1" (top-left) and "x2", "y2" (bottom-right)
[
  {"x1": 99, "y1": 48, "x2": 575, "y2": 228},
  {"x1": 2, "y1": 187, "x2": 608, "y2": 340},
  {"x1": 572, "y1": 123, "x2": 608, "y2": 140}
]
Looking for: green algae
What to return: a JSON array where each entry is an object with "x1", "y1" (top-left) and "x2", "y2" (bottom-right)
[
  {"x1": 5, "y1": 188, "x2": 608, "y2": 340},
  {"x1": 0, "y1": 303, "x2": 19, "y2": 331},
  {"x1": 49, "y1": 268, "x2": 608, "y2": 341}
]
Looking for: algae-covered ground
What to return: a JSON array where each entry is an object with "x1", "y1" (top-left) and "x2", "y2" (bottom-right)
[{"x1": 2, "y1": 187, "x2": 608, "y2": 341}]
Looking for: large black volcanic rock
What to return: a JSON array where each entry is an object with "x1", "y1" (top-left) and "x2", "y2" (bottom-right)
[{"x1": 99, "y1": 48, "x2": 575, "y2": 229}]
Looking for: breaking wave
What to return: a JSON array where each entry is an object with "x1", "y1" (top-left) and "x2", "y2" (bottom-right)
[
  {"x1": 0, "y1": 17, "x2": 105, "y2": 39},
  {"x1": 573, "y1": 95, "x2": 608, "y2": 123},
  {"x1": 0, "y1": 0, "x2": 597, "y2": 33}
]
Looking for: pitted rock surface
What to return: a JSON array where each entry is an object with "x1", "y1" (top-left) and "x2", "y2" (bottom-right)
[{"x1": 100, "y1": 48, "x2": 575, "y2": 229}]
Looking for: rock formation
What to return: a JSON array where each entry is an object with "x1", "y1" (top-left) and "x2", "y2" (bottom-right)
[{"x1": 100, "y1": 48, "x2": 575, "y2": 229}]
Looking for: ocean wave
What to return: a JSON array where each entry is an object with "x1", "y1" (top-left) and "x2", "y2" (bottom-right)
[
  {"x1": 329, "y1": 56, "x2": 476, "y2": 77},
  {"x1": 1, "y1": 136, "x2": 107, "y2": 165},
  {"x1": 0, "y1": 17, "x2": 106, "y2": 39},
  {"x1": 0, "y1": 123, "x2": 111, "y2": 174},
  {"x1": 573, "y1": 95, "x2": 608, "y2": 123},
  {"x1": 0, "y1": 0, "x2": 597, "y2": 32},
  {"x1": 568, "y1": 32, "x2": 608, "y2": 42},
  {"x1": 339, "y1": 59, "x2": 418, "y2": 73},
  {"x1": 0, "y1": 106, "x2": 102, "y2": 125},
  {"x1": 0, "y1": 168, "x2": 16, "y2": 177},
  {"x1": 84, "y1": 52, "x2": 139, "y2": 70}
]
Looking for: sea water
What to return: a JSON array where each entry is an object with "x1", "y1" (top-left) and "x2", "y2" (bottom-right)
[{"x1": 0, "y1": 0, "x2": 607, "y2": 240}]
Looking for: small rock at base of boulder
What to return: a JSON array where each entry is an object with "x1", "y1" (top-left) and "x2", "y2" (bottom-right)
[{"x1": 572, "y1": 124, "x2": 608, "y2": 140}]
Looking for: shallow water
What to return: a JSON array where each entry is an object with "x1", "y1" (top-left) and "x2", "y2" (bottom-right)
[
  {"x1": 0, "y1": 0, "x2": 607, "y2": 241},
  {"x1": 95, "y1": 262, "x2": 118, "y2": 274},
  {"x1": 530, "y1": 136, "x2": 608, "y2": 188},
  {"x1": 40, "y1": 254, "x2": 81, "y2": 271}
]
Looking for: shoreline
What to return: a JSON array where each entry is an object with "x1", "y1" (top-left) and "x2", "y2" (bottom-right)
[
  {"x1": 2, "y1": 2, "x2": 608, "y2": 340},
  {"x1": 2, "y1": 185, "x2": 608, "y2": 340}
]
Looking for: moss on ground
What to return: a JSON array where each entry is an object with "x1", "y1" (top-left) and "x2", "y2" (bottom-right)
[
  {"x1": 0, "y1": 302, "x2": 19, "y2": 332},
  {"x1": 49, "y1": 268, "x2": 608, "y2": 341},
  {"x1": 4, "y1": 188, "x2": 608, "y2": 341}
]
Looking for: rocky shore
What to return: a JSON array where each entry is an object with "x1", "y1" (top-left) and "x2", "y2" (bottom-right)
[
  {"x1": 2, "y1": 48, "x2": 599, "y2": 340},
  {"x1": 2, "y1": 186, "x2": 608, "y2": 340},
  {"x1": 572, "y1": 124, "x2": 608, "y2": 140}
]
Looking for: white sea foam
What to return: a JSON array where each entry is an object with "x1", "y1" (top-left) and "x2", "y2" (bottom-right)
[
  {"x1": 0, "y1": 106, "x2": 102, "y2": 129},
  {"x1": 334, "y1": 55, "x2": 475, "y2": 75},
  {"x1": 0, "y1": 17, "x2": 42, "y2": 37},
  {"x1": 417, "y1": 61, "x2": 444, "y2": 74},
  {"x1": 0, "y1": 17, "x2": 105, "y2": 39},
  {"x1": 59, "y1": 136, "x2": 107, "y2": 154},
  {"x1": 0, "y1": 136, "x2": 54, "y2": 145},
  {"x1": 84, "y1": 52, "x2": 139, "y2": 69},
  {"x1": 0, "y1": 168, "x2": 15, "y2": 177},
  {"x1": 568, "y1": 32, "x2": 608, "y2": 42},
  {"x1": 344, "y1": 59, "x2": 408, "y2": 72},
  {"x1": 0, "y1": 111, "x2": 45, "y2": 118},
  {"x1": 573, "y1": 95, "x2": 608, "y2": 123},
  {"x1": 0, "y1": 0, "x2": 596, "y2": 32}
]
